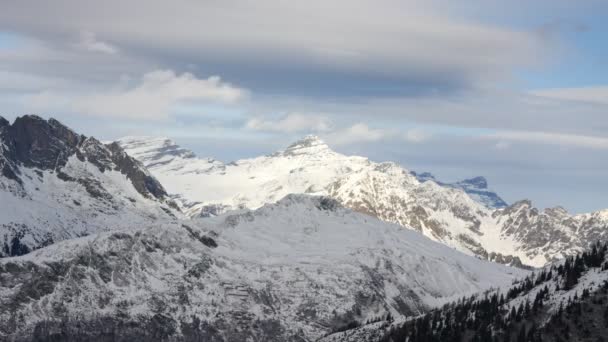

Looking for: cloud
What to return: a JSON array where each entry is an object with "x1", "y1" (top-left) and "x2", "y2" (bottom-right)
[
  {"x1": 77, "y1": 31, "x2": 118, "y2": 54},
  {"x1": 494, "y1": 140, "x2": 511, "y2": 150},
  {"x1": 245, "y1": 115, "x2": 432, "y2": 145},
  {"x1": 404, "y1": 128, "x2": 431, "y2": 143},
  {"x1": 0, "y1": 71, "x2": 70, "y2": 91},
  {"x1": 245, "y1": 113, "x2": 331, "y2": 133},
  {"x1": 531, "y1": 86, "x2": 608, "y2": 105},
  {"x1": 0, "y1": 0, "x2": 547, "y2": 98},
  {"x1": 252, "y1": 87, "x2": 608, "y2": 138},
  {"x1": 27, "y1": 70, "x2": 248, "y2": 120},
  {"x1": 486, "y1": 130, "x2": 608, "y2": 150},
  {"x1": 324, "y1": 123, "x2": 394, "y2": 146}
]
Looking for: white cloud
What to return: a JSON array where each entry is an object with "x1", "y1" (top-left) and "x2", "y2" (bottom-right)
[
  {"x1": 324, "y1": 123, "x2": 394, "y2": 146},
  {"x1": 494, "y1": 140, "x2": 511, "y2": 150},
  {"x1": 403, "y1": 128, "x2": 431, "y2": 143},
  {"x1": 77, "y1": 31, "x2": 119, "y2": 54},
  {"x1": 246, "y1": 115, "x2": 431, "y2": 145},
  {"x1": 27, "y1": 70, "x2": 248, "y2": 120},
  {"x1": 252, "y1": 87, "x2": 607, "y2": 139},
  {"x1": 531, "y1": 86, "x2": 608, "y2": 105},
  {"x1": 487, "y1": 130, "x2": 608, "y2": 150},
  {"x1": 0, "y1": 71, "x2": 69, "y2": 91},
  {"x1": 245, "y1": 113, "x2": 331, "y2": 133},
  {"x1": 0, "y1": 0, "x2": 545, "y2": 87}
]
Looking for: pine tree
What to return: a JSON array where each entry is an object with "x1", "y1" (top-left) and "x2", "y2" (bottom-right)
[{"x1": 517, "y1": 324, "x2": 527, "y2": 342}]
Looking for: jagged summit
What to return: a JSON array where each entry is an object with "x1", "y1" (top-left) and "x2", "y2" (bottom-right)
[
  {"x1": 457, "y1": 176, "x2": 488, "y2": 189},
  {"x1": 0, "y1": 116, "x2": 176, "y2": 257},
  {"x1": 117, "y1": 136, "x2": 198, "y2": 170},
  {"x1": 2, "y1": 114, "x2": 83, "y2": 170},
  {"x1": 0, "y1": 115, "x2": 9, "y2": 127},
  {"x1": 278, "y1": 135, "x2": 333, "y2": 156},
  {"x1": 118, "y1": 136, "x2": 196, "y2": 158},
  {"x1": 287, "y1": 134, "x2": 326, "y2": 147},
  {"x1": 544, "y1": 206, "x2": 569, "y2": 217},
  {"x1": 507, "y1": 199, "x2": 533, "y2": 210},
  {"x1": 1, "y1": 116, "x2": 167, "y2": 200},
  {"x1": 411, "y1": 171, "x2": 507, "y2": 208}
]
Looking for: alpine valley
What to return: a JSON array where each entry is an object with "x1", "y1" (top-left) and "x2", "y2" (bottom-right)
[{"x1": 0, "y1": 115, "x2": 606, "y2": 341}]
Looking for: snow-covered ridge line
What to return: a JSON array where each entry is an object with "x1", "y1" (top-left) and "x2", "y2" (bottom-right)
[{"x1": 118, "y1": 135, "x2": 608, "y2": 268}]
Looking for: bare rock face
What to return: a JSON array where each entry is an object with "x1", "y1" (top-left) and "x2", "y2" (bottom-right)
[
  {"x1": 0, "y1": 115, "x2": 176, "y2": 257},
  {"x1": 105, "y1": 141, "x2": 167, "y2": 200},
  {"x1": 2, "y1": 115, "x2": 82, "y2": 171},
  {"x1": 0, "y1": 115, "x2": 167, "y2": 200}
]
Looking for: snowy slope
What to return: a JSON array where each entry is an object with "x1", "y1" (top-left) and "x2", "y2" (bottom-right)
[
  {"x1": 118, "y1": 136, "x2": 608, "y2": 267},
  {"x1": 0, "y1": 194, "x2": 527, "y2": 341},
  {"x1": 117, "y1": 135, "x2": 374, "y2": 216},
  {"x1": 336, "y1": 242, "x2": 608, "y2": 342},
  {"x1": 0, "y1": 116, "x2": 179, "y2": 256}
]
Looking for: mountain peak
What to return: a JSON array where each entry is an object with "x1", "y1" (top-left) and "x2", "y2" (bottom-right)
[
  {"x1": 459, "y1": 176, "x2": 488, "y2": 189},
  {"x1": 543, "y1": 206, "x2": 569, "y2": 217},
  {"x1": 280, "y1": 135, "x2": 332, "y2": 156},
  {"x1": 411, "y1": 172, "x2": 506, "y2": 208},
  {"x1": 2, "y1": 115, "x2": 83, "y2": 170},
  {"x1": 507, "y1": 199, "x2": 533, "y2": 211},
  {"x1": 116, "y1": 136, "x2": 197, "y2": 164}
]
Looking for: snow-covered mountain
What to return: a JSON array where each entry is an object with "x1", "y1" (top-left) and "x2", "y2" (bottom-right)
[
  {"x1": 0, "y1": 194, "x2": 526, "y2": 341},
  {"x1": 327, "y1": 242, "x2": 608, "y2": 342},
  {"x1": 118, "y1": 135, "x2": 608, "y2": 268},
  {"x1": 5, "y1": 115, "x2": 608, "y2": 342},
  {"x1": 411, "y1": 172, "x2": 507, "y2": 209},
  {"x1": 0, "y1": 115, "x2": 179, "y2": 256}
]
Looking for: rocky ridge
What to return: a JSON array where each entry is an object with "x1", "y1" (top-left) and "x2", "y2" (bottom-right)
[
  {"x1": 0, "y1": 115, "x2": 178, "y2": 256},
  {"x1": 118, "y1": 135, "x2": 608, "y2": 268}
]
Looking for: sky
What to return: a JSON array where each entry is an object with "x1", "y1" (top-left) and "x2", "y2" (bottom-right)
[{"x1": 0, "y1": 0, "x2": 607, "y2": 213}]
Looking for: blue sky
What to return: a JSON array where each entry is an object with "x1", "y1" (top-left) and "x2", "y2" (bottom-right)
[{"x1": 0, "y1": 0, "x2": 607, "y2": 213}]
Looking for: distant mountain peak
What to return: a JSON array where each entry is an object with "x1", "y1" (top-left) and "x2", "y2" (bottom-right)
[
  {"x1": 510, "y1": 199, "x2": 532, "y2": 209},
  {"x1": 411, "y1": 171, "x2": 506, "y2": 209},
  {"x1": 290, "y1": 134, "x2": 325, "y2": 145},
  {"x1": 544, "y1": 206, "x2": 569, "y2": 217},
  {"x1": 458, "y1": 176, "x2": 488, "y2": 189},
  {"x1": 2, "y1": 114, "x2": 83, "y2": 170},
  {"x1": 0, "y1": 116, "x2": 9, "y2": 128},
  {"x1": 0, "y1": 116, "x2": 176, "y2": 257},
  {"x1": 280, "y1": 135, "x2": 332, "y2": 156},
  {"x1": 116, "y1": 136, "x2": 197, "y2": 168}
]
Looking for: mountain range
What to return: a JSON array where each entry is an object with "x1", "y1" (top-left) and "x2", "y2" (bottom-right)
[
  {"x1": 1, "y1": 115, "x2": 607, "y2": 341},
  {"x1": 118, "y1": 135, "x2": 608, "y2": 268},
  {"x1": 0, "y1": 193, "x2": 526, "y2": 341},
  {"x1": 0, "y1": 115, "x2": 527, "y2": 341}
]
